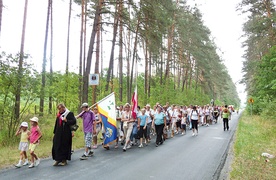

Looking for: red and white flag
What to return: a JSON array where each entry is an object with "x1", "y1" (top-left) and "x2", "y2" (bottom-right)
[{"x1": 131, "y1": 85, "x2": 138, "y2": 119}]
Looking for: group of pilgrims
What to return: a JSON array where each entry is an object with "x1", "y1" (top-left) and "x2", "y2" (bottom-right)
[
  {"x1": 98, "y1": 102, "x2": 235, "y2": 151},
  {"x1": 14, "y1": 102, "x2": 235, "y2": 168}
]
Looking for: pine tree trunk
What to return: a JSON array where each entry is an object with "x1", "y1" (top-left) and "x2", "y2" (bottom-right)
[
  {"x1": 82, "y1": 4, "x2": 100, "y2": 103},
  {"x1": 129, "y1": 17, "x2": 140, "y2": 102},
  {"x1": 15, "y1": 0, "x2": 28, "y2": 121},
  {"x1": 144, "y1": 41, "x2": 148, "y2": 96},
  {"x1": 165, "y1": 21, "x2": 175, "y2": 80},
  {"x1": 105, "y1": 2, "x2": 119, "y2": 92},
  {"x1": 49, "y1": 0, "x2": 53, "y2": 114},
  {"x1": 78, "y1": 0, "x2": 85, "y2": 107},
  {"x1": 188, "y1": 56, "x2": 194, "y2": 89},
  {"x1": 83, "y1": 0, "x2": 87, "y2": 76},
  {"x1": 118, "y1": 0, "x2": 123, "y2": 101},
  {"x1": 93, "y1": 0, "x2": 103, "y2": 104},
  {"x1": 66, "y1": 0, "x2": 72, "y2": 74},
  {"x1": 160, "y1": 39, "x2": 163, "y2": 85},
  {"x1": 148, "y1": 52, "x2": 152, "y2": 99},
  {"x1": 40, "y1": 0, "x2": 51, "y2": 116}
]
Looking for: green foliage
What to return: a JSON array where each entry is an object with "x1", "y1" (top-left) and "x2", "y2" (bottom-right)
[
  {"x1": 245, "y1": 46, "x2": 276, "y2": 116},
  {"x1": 0, "y1": 52, "x2": 39, "y2": 144},
  {"x1": 239, "y1": 1, "x2": 276, "y2": 115}
]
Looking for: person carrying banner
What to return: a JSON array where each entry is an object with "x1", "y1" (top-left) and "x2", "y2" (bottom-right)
[
  {"x1": 122, "y1": 103, "x2": 135, "y2": 151},
  {"x1": 76, "y1": 103, "x2": 96, "y2": 159}
]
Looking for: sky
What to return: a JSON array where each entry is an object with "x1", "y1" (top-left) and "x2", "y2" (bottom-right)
[
  {"x1": 190, "y1": 0, "x2": 247, "y2": 105},
  {"x1": 0, "y1": 0, "x2": 247, "y2": 105}
]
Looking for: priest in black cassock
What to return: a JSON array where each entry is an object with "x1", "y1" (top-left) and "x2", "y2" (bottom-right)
[{"x1": 52, "y1": 103, "x2": 76, "y2": 166}]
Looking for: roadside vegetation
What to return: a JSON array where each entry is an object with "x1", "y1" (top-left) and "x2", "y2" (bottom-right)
[
  {"x1": 231, "y1": 1, "x2": 276, "y2": 178},
  {"x1": 230, "y1": 112, "x2": 276, "y2": 179}
]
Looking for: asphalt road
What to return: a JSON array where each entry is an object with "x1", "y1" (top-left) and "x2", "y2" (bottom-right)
[{"x1": 0, "y1": 112, "x2": 240, "y2": 180}]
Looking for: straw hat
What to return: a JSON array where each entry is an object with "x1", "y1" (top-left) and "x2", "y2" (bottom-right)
[{"x1": 30, "y1": 117, "x2": 39, "y2": 123}]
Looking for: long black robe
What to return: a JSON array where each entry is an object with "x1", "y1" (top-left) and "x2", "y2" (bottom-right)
[{"x1": 52, "y1": 111, "x2": 76, "y2": 161}]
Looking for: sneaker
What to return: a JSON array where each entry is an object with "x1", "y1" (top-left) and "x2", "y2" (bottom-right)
[
  {"x1": 80, "y1": 154, "x2": 88, "y2": 160},
  {"x1": 181, "y1": 132, "x2": 184, "y2": 135},
  {"x1": 104, "y1": 146, "x2": 110, "y2": 150},
  {"x1": 123, "y1": 146, "x2": 126, "y2": 152},
  {"x1": 88, "y1": 151, "x2": 94, "y2": 156},
  {"x1": 126, "y1": 144, "x2": 132, "y2": 149},
  {"x1": 28, "y1": 163, "x2": 34, "y2": 168},
  {"x1": 155, "y1": 143, "x2": 159, "y2": 147},
  {"x1": 114, "y1": 144, "x2": 118, "y2": 149},
  {"x1": 206, "y1": 124, "x2": 209, "y2": 127},
  {"x1": 23, "y1": 161, "x2": 28, "y2": 166},
  {"x1": 92, "y1": 145, "x2": 98, "y2": 149},
  {"x1": 192, "y1": 133, "x2": 195, "y2": 136},
  {"x1": 138, "y1": 144, "x2": 143, "y2": 148},
  {"x1": 15, "y1": 162, "x2": 23, "y2": 168},
  {"x1": 34, "y1": 158, "x2": 40, "y2": 166}
]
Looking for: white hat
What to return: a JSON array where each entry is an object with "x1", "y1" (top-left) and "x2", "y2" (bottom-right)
[
  {"x1": 146, "y1": 104, "x2": 151, "y2": 107},
  {"x1": 124, "y1": 103, "x2": 130, "y2": 107},
  {"x1": 81, "y1": 102, "x2": 89, "y2": 108},
  {"x1": 21, "y1": 122, "x2": 28, "y2": 127},
  {"x1": 30, "y1": 117, "x2": 39, "y2": 123}
]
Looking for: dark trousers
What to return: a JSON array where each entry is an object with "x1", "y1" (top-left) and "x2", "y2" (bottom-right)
[
  {"x1": 138, "y1": 126, "x2": 147, "y2": 139},
  {"x1": 155, "y1": 124, "x2": 164, "y2": 144},
  {"x1": 223, "y1": 118, "x2": 229, "y2": 130},
  {"x1": 191, "y1": 120, "x2": 198, "y2": 131}
]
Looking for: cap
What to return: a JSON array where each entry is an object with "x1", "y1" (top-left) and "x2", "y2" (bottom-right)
[
  {"x1": 146, "y1": 104, "x2": 150, "y2": 107},
  {"x1": 21, "y1": 122, "x2": 28, "y2": 127},
  {"x1": 30, "y1": 117, "x2": 39, "y2": 123},
  {"x1": 81, "y1": 103, "x2": 89, "y2": 108}
]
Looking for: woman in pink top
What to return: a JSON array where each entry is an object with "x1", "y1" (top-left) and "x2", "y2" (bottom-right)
[{"x1": 29, "y1": 117, "x2": 42, "y2": 168}]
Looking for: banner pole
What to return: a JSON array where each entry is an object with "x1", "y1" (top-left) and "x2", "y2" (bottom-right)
[{"x1": 89, "y1": 92, "x2": 114, "y2": 109}]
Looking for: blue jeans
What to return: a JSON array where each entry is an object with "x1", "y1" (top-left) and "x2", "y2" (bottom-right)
[{"x1": 130, "y1": 122, "x2": 138, "y2": 141}]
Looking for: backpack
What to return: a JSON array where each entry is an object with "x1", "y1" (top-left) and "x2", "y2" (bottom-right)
[{"x1": 191, "y1": 110, "x2": 199, "y2": 116}]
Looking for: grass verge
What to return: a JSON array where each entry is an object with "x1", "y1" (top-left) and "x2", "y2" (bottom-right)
[{"x1": 230, "y1": 113, "x2": 276, "y2": 179}]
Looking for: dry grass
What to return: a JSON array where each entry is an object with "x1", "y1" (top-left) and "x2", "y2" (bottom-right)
[{"x1": 230, "y1": 114, "x2": 276, "y2": 179}]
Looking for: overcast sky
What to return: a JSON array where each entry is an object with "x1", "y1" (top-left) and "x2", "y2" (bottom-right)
[{"x1": 0, "y1": 0, "x2": 247, "y2": 105}]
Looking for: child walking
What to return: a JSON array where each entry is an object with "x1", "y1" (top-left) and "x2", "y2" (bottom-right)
[
  {"x1": 137, "y1": 109, "x2": 148, "y2": 148},
  {"x1": 29, "y1": 117, "x2": 42, "y2": 168},
  {"x1": 15, "y1": 122, "x2": 31, "y2": 168}
]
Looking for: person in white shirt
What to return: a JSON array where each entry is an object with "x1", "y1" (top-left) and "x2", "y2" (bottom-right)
[
  {"x1": 145, "y1": 104, "x2": 154, "y2": 141},
  {"x1": 205, "y1": 105, "x2": 211, "y2": 126},
  {"x1": 190, "y1": 106, "x2": 200, "y2": 136},
  {"x1": 121, "y1": 103, "x2": 135, "y2": 152},
  {"x1": 199, "y1": 106, "x2": 204, "y2": 125},
  {"x1": 169, "y1": 105, "x2": 177, "y2": 137},
  {"x1": 186, "y1": 105, "x2": 192, "y2": 130}
]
